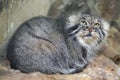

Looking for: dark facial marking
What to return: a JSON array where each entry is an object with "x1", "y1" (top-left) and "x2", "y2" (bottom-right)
[{"x1": 65, "y1": 24, "x2": 80, "y2": 36}]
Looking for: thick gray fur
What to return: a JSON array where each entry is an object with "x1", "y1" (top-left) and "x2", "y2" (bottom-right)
[{"x1": 7, "y1": 15, "x2": 102, "y2": 74}]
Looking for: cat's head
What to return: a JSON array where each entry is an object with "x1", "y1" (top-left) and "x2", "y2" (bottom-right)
[{"x1": 65, "y1": 14, "x2": 109, "y2": 47}]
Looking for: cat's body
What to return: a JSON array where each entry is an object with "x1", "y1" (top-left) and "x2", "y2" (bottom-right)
[{"x1": 7, "y1": 14, "x2": 109, "y2": 74}]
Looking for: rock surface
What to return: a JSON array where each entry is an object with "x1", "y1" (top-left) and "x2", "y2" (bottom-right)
[{"x1": 0, "y1": 55, "x2": 120, "y2": 80}]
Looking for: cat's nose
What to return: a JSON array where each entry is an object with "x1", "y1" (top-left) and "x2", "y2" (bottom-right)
[{"x1": 88, "y1": 27, "x2": 93, "y2": 32}]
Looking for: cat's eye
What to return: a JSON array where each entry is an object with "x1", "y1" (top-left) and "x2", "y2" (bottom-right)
[
  {"x1": 80, "y1": 20, "x2": 87, "y2": 25},
  {"x1": 94, "y1": 23, "x2": 100, "y2": 27}
]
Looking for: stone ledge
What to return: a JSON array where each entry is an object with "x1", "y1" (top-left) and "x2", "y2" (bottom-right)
[{"x1": 0, "y1": 55, "x2": 120, "y2": 80}]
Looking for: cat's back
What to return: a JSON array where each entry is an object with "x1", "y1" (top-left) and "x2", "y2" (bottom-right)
[
  {"x1": 7, "y1": 16, "x2": 67, "y2": 53},
  {"x1": 7, "y1": 16, "x2": 68, "y2": 72},
  {"x1": 8, "y1": 16, "x2": 64, "y2": 45},
  {"x1": 15, "y1": 16, "x2": 60, "y2": 39}
]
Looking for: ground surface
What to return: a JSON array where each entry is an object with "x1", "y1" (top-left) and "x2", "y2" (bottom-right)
[{"x1": 0, "y1": 55, "x2": 120, "y2": 80}]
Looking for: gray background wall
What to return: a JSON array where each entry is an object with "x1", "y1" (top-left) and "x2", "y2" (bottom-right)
[{"x1": 0, "y1": 0, "x2": 54, "y2": 44}]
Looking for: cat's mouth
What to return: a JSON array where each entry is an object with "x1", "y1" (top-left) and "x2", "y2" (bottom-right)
[
  {"x1": 81, "y1": 35, "x2": 97, "y2": 44},
  {"x1": 76, "y1": 30, "x2": 99, "y2": 44},
  {"x1": 77, "y1": 32, "x2": 98, "y2": 44},
  {"x1": 82, "y1": 33, "x2": 93, "y2": 37}
]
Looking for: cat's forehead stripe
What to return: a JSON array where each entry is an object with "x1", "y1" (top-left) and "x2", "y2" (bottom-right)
[{"x1": 80, "y1": 15, "x2": 101, "y2": 23}]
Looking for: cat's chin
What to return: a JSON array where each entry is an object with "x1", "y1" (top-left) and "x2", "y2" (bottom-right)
[
  {"x1": 81, "y1": 36, "x2": 97, "y2": 45},
  {"x1": 76, "y1": 36, "x2": 95, "y2": 47},
  {"x1": 76, "y1": 31, "x2": 99, "y2": 46}
]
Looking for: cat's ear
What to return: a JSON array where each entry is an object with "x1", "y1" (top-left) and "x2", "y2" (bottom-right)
[{"x1": 65, "y1": 14, "x2": 81, "y2": 29}]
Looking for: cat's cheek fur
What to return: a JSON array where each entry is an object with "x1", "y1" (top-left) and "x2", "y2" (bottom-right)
[{"x1": 102, "y1": 19, "x2": 110, "y2": 38}]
